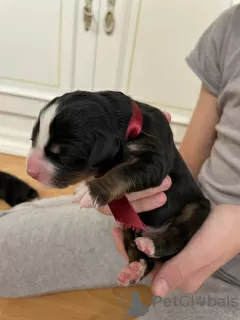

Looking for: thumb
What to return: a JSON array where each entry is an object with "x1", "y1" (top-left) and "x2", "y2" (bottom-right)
[
  {"x1": 151, "y1": 256, "x2": 192, "y2": 297},
  {"x1": 151, "y1": 229, "x2": 210, "y2": 296}
]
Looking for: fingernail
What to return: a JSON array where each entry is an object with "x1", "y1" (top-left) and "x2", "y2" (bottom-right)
[
  {"x1": 154, "y1": 193, "x2": 166, "y2": 205},
  {"x1": 162, "y1": 176, "x2": 171, "y2": 189},
  {"x1": 154, "y1": 279, "x2": 170, "y2": 297}
]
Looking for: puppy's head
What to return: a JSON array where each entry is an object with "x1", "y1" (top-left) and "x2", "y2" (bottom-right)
[{"x1": 26, "y1": 91, "x2": 128, "y2": 188}]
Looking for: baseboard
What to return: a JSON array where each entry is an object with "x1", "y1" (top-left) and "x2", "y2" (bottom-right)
[
  {"x1": 0, "y1": 111, "x2": 33, "y2": 158},
  {"x1": 0, "y1": 130, "x2": 31, "y2": 157}
]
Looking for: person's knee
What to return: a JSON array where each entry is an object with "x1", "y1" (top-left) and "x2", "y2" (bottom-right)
[{"x1": 0, "y1": 236, "x2": 17, "y2": 296}]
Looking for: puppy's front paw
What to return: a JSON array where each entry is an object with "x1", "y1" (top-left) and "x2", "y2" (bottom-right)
[
  {"x1": 73, "y1": 182, "x2": 95, "y2": 208},
  {"x1": 73, "y1": 180, "x2": 111, "y2": 208}
]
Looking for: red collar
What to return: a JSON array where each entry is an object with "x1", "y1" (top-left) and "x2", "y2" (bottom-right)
[
  {"x1": 126, "y1": 101, "x2": 143, "y2": 140},
  {"x1": 108, "y1": 101, "x2": 147, "y2": 231}
]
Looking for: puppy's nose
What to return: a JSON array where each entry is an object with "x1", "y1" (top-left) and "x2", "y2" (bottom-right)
[
  {"x1": 26, "y1": 150, "x2": 43, "y2": 179},
  {"x1": 26, "y1": 168, "x2": 39, "y2": 179}
]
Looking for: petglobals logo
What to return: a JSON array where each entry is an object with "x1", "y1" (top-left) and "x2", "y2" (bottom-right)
[
  {"x1": 120, "y1": 291, "x2": 240, "y2": 318},
  {"x1": 151, "y1": 295, "x2": 239, "y2": 308}
]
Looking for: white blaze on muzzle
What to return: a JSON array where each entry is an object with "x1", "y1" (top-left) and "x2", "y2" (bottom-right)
[{"x1": 26, "y1": 104, "x2": 58, "y2": 186}]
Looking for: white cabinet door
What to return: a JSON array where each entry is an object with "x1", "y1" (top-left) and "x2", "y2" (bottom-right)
[
  {"x1": 0, "y1": 0, "x2": 99, "y2": 156},
  {"x1": 92, "y1": 0, "x2": 132, "y2": 91},
  {"x1": 73, "y1": 0, "x2": 101, "y2": 91}
]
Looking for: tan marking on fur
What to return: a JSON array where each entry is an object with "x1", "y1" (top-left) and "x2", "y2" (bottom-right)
[
  {"x1": 99, "y1": 172, "x2": 132, "y2": 201},
  {"x1": 93, "y1": 158, "x2": 138, "y2": 202},
  {"x1": 178, "y1": 203, "x2": 199, "y2": 222}
]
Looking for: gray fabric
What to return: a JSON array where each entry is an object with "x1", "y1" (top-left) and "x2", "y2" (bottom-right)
[
  {"x1": 186, "y1": 4, "x2": 240, "y2": 207},
  {"x1": 186, "y1": 4, "x2": 240, "y2": 288},
  {"x1": 1, "y1": 195, "x2": 240, "y2": 320},
  {"x1": 0, "y1": 196, "x2": 239, "y2": 320},
  {"x1": 0, "y1": 195, "x2": 149, "y2": 298}
]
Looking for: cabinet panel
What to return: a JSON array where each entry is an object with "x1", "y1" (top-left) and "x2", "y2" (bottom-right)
[
  {"x1": 122, "y1": 0, "x2": 231, "y2": 112},
  {"x1": 73, "y1": 0, "x2": 100, "y2": 90},
  {"x1": 0, "y1": 0, "x2": 62, "y2": 87},
  {"x1": 93, "y1": 0, "x2": 132, "y2": 90}
]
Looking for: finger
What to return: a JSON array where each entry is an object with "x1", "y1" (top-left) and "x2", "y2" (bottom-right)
[
  {"x1": 163, "y1": 111, "x2": 171, "y2": 123},
  {"x1": 94, "y1": 177, "x2": 171, "y2": 216},
  {"x1": 98, "y1": 189, "x2": 169, "y2": 215},
  {"x1": 130, "y1": 192, "x2": 167, "y2": 213},
  {"x1": 98, "y1": 205, "x2": 112, "y2": 215},
  {"x1": 127, "y1": 176, "x2": 172, "y2": 202},
  {"x1": 112, "y1": 227, "x2": 129, "y2": 261}
]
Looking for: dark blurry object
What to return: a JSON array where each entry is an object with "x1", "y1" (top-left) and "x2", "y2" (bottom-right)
[{"x1": 0, "y1": 171, "x2": 39, "y2": 207}]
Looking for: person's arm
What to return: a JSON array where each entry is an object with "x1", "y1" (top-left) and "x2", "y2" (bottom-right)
[{"x1": 179, "y1": 83, "x2": 220, "y2": 178}]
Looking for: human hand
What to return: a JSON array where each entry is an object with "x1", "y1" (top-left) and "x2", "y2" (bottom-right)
[
  {"x1": 98, "y1": 176, "x2": 172, "y2": 216},
  {"x1": 113, "y1": 204, "x2": 240, "y2": 296}
]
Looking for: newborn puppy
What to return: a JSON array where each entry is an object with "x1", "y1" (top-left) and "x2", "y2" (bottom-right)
[{"x1": 26, "y1": 90, "x2": 211, "y2": 286}]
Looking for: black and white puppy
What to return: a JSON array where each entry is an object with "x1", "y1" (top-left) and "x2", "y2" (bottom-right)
[{"x1": 26, "y1": 90, "x2": 211, "y2": 286}]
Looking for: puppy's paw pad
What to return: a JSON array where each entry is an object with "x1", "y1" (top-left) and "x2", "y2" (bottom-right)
[
  {"x1": 135, "y1": 237, "x2": 156, "y2": 257},
  {"x1": 73, "y1": 182, "x2": 97, "y2": 208},
  {"x1": 117, "y1": 260, "x2": 146, "y2": 286}
]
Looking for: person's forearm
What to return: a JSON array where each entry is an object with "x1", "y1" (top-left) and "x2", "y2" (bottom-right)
[{"x1": 179, "y1": 84, "x2": 219, "y2": 179}]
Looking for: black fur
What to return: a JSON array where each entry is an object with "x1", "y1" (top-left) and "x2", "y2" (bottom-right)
[
  {"x1": 0, "y1": 171, "x2": 39, "y2": 207},
  {"x1": 31, "y1": 90, "x2": 211, "y2": 285}
]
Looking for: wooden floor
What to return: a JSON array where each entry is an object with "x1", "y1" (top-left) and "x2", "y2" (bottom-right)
[{"x1": 0, "y1": 154, "x2": 152, "y2": 320}]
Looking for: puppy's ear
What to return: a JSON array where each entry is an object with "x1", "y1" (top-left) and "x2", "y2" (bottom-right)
[{"x1": 88, "y1": 132, "x2": 126, "y2": 171}]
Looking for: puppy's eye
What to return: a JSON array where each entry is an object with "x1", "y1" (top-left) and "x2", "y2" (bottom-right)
[{"x1": 50, "y1": 144, "x2": 60, "y2": 155}]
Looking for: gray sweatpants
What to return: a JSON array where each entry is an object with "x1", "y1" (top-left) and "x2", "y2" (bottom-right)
[{"x1": 1, "y1": 195, "x2": 240, "y2": 319}]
